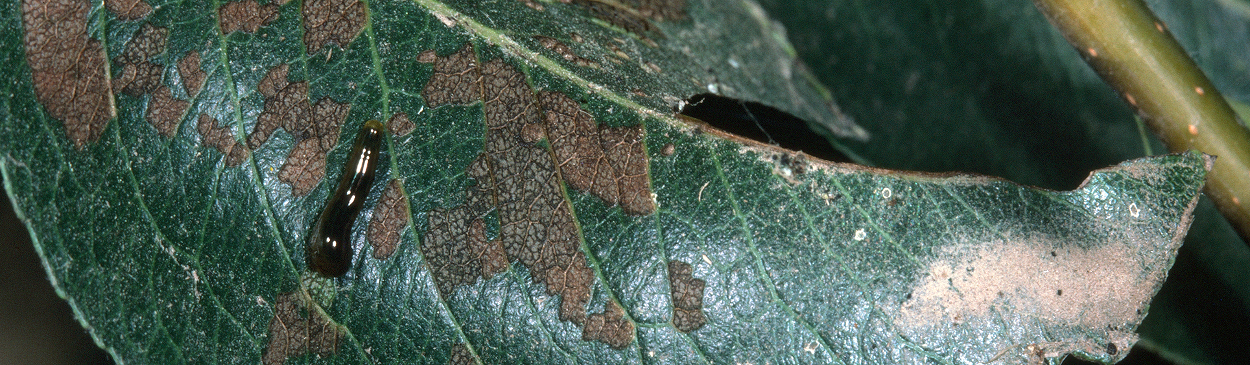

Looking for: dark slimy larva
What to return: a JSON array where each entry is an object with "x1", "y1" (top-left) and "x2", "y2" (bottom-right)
[{"x1": 307, "y1": 120, "x2": 385, "y2": 277}]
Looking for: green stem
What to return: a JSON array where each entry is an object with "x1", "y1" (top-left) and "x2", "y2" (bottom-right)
[{"x1": 1032, "y1": 0, "x2": 1250, "y2": 240}]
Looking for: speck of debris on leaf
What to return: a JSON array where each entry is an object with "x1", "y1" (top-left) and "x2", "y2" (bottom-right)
[
  {"x1": 386, "y1": 112, "x2": 415, "y2": 136},
  {"x1": 301, "y1": 0, "x2": 366, "y2": 54},
  {"x1": 178, "y1": 51, "x2": 206, "y2": 98},
  {"x1": 196, "y1": 114, "x2": 248, "y2": 166},
  {"x1": 219, "y1": 0, "x2": 280, "y2": 34},
  {"x1": 668, "y1": 260, "x2": 706, "y2": 332},
  {"x1": 23, "y1": 0, "x2": 115, "y2": 148},
  {"x1": 421, "y1": 44, "x2": 480, "y2": 108},
  {"x1": 248, "y1": 64, "x2": 351, "y2": 196},
  {"x1": 146, "y1": 86, "x2": 189, "y2": 138},
  {"x1": 660, "y1": 143, "x2": 675, "y2": 156},
  {"x1": 778, "y1": 152, "x2": 807, "y2": 175},
  {"x1": 644, "y1": 61, "x2": 661, "y2": 73},
  {"x1": 262, "y1": 292, "x2": 343, "y2": 365},
  {"x1": 105, "y1": 0, "x2": 151, "y2": 20},
  {"x1": 368, "y1": 179, "x2": 409, "y2": 260}
]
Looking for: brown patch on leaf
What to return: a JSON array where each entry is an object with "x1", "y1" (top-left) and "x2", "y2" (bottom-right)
[
  {"x1": 301, "y1": 0, "x2": 366, "y2": 54},
  {"x1": 146, "y1": 86, "x2": 189, "y2": 137},
  {"x1": 538, "y1": 92, "x2": 655, "y2": 215},
  {"x1": 278, "y1": 99, "x2": 350, "y2": 196},
  {"x1": 115, "y1": 61, "x2": 165, "y2": 97},
  {"x1": 178, "y1": 51, "x2": 206, "y2": 98},
  {"x1": 219, "y1": 0, "x2": 280, "y2": 34},
  {"x1": 120, "y1": 22, "x2": 168, "y2": 64},
  {"x1": 257, "y1": 63, "x2": 289, "y2": 98},
  {"x1": 898, "y1": 238, "x2": 1156, "y2": 331},
  {"x1": 424, "y1": 206, "x2": 497, "y2": 296},
  {"x1": 538, "y1": 92, "x2": 602, "y2": 191},
  {"x1": 109, "y1": 23, "x2": 201, "y2": 139},
  {"x1": 533, "y1": 35, "x2": 596, "y2": 68},
  {"x1": 249, "y1": 76, "x2": 307, "y2": 148},
  {"x1": 23, "y1": 0, "x2": 116, "y2": 148},
  {"x1": 583, "y1": 301, "x2": 635, "y2": 349},
  {"x1": 471, "y1": 219, "x2": 509, "y2": 280},
  {"x1": 423, "y1": 154, "x2": 507, "y2": 295},
  {"x1": 278, "y1": 139, "x2": 328, "y2": 197},
  {"x1": 448, "y1": 343, "x2": 475, "y2": 365},
  {"x1": 644, "y1": 61, "x2": 661, "y2": 73},
  {"x1": 262, "y1": 292, "x2": 343, "y2": 365},
  {"x1": 599, "y1": 124, "x2": 654, "y2": 214},
  {"x1": 573, "y1": 0, "x2": 656, "y2": 35},
  {"x1": 248, "y1": 64, "x2": 350, "y2": 196},
  {"x1": 423, "y1": 154, "x2": 502, "y2": 295},
  {"x1": 113, "y1": 24, "x2": 165, "y2": 96},
  {"x1": 416, "y1": 47, "x2": 639, "y2": 349},
  {"x1": 668, "y1": 260, "x2": 706, "y2": 332},
  {"x1": 569, "y1": 0, "x2": 686, "y2": 38},
  {"x1": 480, "y1": 60, "x2": 596, "y2": 328},
  {"x1": 368, "y1": 179, "x2": 410, "y2": 260},
  {"x1": 629, "y1": 0, "x2": 688, "y2": 21},
  {"x1": 387, "y1": 112, "x2": 415, "y2": 136},
  {"x1": 114, "y1": 23, "x2": 167, "y2": 97},
  {"x1": 106, "y1": 0, "x2": 152, "y2": 20},
  {"x1": 196, "y1": 114, "x2": 248, "y2": 166},
  {"x1": 422, "y1": 44, "x2": 481, "y2": 108}
]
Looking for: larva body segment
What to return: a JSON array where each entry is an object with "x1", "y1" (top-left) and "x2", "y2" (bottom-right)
[{"x1": 307, "y1": 120, "x2": 385, "y2": 277}]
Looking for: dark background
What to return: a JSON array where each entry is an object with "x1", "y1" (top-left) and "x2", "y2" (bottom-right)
[{"x1": 1, "y1": 188, "x2": 112, "y2": 365}]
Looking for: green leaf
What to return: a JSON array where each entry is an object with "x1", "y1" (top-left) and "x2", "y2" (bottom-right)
[
  {"x1": 754, "y1": 0, "x2": 1250, "y2": 363},
  {"x1": 0, "y1": 1, "x2": 1214, "y2": 364}
]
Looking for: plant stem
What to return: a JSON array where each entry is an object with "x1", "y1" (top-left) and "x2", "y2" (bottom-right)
[{"x1": 1032, "y1": 0, "x2": 1250, "y2": 241}]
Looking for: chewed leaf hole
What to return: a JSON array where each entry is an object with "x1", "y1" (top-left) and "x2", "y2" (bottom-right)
[{"x1": 677, "y1": 93, "x2": 852, "y2": 163}]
